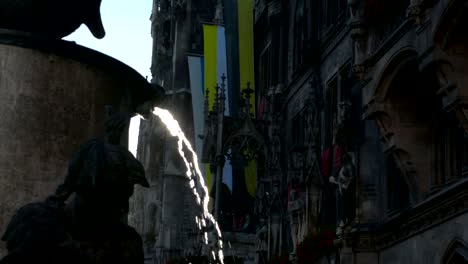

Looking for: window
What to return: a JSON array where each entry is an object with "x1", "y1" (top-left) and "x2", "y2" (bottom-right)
[
  {"x1": 324, "y1": 65, "x2": 356, "y2": 147},
  {"x1": 293, "y1": 0, "x2": 313, "y2": 72},
  {"x1": 293, "y1": 0, "x2": 307, "y2": 72},
  {"x1": 258, "y1": 46, "x2": 271, "y2": 119},
  {"x1": 386, "y1": 155, "x2": 410, "y2": 213},
  {"x1": 321, "y1": 0, "x2": 348, "y2": 31},
  {"x1": 325, "y1": 78, "x2": 338, "y2": 147},
  {"x1": 434, "y1": 112, "x2": 467, "y2": 188},
  {"x1": 292, "y1": 112, "x2": 305, "y2": 148},
  {"x1": 462, "y1": 131, "x2": 468, "y2": 176}
]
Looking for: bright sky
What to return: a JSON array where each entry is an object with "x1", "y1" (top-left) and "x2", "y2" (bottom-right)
[
  {"x1": 65, "y1": 0, "x2": 154, "y2": 156},
  {"x1": 64, "y1": 0, "x2": 153, "y2": 79}
]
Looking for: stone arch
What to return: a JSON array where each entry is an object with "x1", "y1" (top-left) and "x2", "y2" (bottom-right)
[
  {"x1": 441, "y1": 238, "x2": 468, "y2": 264},
  {"x1": 432, "y1": 0, "x2": 468, "y2": 132},
  {"x1": 371, "y1": 48, "x2": 418, "y2": 102},
  {"x1": 365, "y1": 48, "x2": 443, "y2": 201}
]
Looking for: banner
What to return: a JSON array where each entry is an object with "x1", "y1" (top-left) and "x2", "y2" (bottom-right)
[
  {"x1": 203, "y1": 25, "x2": 230, "y2": 116},
  {"x1": 202, "y1": 24, "x2": 232, "y2": 193},
  {"x1": 187, "y1": 55, "x2": 205, "y2": 159},
  {"x1": 238, "y1": 0, "x2": 255, "y2": 115},
  {"x1": 237, "y1": 0, "x2": 257, "y2": 197}
]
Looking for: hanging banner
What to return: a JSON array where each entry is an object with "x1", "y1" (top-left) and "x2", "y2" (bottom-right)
[
  {"x1": 203, "y1": 24, "x2": 230, "y2": 116},
  {"x1": 202, "y1": 24, "x2": 232, "y2": 194},
  {"x1": 237, "y1": 0, "x2": 257, "y2": 197},
  {"x1": 238, "y1": 0, "x2": 255, "y2": 114},
  {"x1": 187, "y1": 55, "x2": 205, "y2": 159}
]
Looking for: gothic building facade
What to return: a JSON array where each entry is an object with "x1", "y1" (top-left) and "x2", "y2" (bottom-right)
[
  {"x1": 129, "y1": 0, "x2": 218, "y2": 263},
  {"x1": 253, "y1": 0, "x2": 468, "y2": 263},
  {"x1": 130, "y1": 0, "x2": 468, "y2": 263}
]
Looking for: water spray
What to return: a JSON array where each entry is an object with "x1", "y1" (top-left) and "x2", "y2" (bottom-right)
[{"x1": 151, "y1": 106, "x2": 225, "y2": 264}]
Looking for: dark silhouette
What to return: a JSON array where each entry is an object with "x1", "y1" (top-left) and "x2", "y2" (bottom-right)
[
  {"x1": 1, "y1": 107, "x2": 149, "y2": 263},
  {"x1": 0, "y1": 0, "x2": 105, "y2": 39}
]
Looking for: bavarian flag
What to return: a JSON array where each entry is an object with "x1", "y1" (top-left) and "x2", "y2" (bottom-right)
[
  {"x1": 202, "y1": 0, "x2": 257, "y2": 207},
  {"x1": 202, "y1": 24, "x2": 232, "y2": 196}
]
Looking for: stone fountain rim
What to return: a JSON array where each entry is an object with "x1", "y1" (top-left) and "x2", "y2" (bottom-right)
[{"x1": 0, "y1": 28, "x2": 154, "y2": 112}]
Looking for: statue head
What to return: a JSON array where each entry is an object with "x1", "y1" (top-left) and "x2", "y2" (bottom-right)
[{"x1": 53, "y1": 107, "x2": 149, "y2": 224}]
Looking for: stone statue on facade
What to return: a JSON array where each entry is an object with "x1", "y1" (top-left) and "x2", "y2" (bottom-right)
[
  {"x1": 255, "y1": 218, "x2": 268, "y2": 264},
  {"x1": 0, "y1": 107, "x2": 149, "y2": 264},
  {"x1": 287, "y1": 177, "x2": 302, "y2": 254},
  {"x1": 329, "y1": 152, "x2": 356, "y2": 234},
  {"x1": 0, "y1": 0, "x2": 105, "y2": 39}
]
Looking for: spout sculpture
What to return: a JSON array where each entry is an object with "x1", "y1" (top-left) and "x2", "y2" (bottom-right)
[
  {"x1": 0, "y1": 0, "x2": 105, "y2": 39},
  {"x1": 135, "y1": 83, "x2": 166, "y2": 119}
]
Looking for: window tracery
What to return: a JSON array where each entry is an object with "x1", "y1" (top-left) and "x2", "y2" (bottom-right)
[{"x1": 293, "y1": 0, "x2": 310, "y2": 73}]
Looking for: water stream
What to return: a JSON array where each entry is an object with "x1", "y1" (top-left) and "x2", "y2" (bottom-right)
[{"x1": 131, "y1": 107, "x2": 225, "y2": 264}]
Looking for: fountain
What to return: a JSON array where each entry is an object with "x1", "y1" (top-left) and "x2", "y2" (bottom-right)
[
  {"x1": 0, "y1": 2, "x2": 225, "y2": 262},
  {"x1": 0, "y1": 3, "x2": 162, "y2": 257}
]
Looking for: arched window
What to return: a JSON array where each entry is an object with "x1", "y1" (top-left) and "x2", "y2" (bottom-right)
[
  {"x1": 434, "y1": 112, "x2": 467, "y2": 188},
  {"x1": 293, "y1": 0, "x2": 308, "y2": 72},
  {"x1": 442, "y1": 238, "x2": 468, "y2": 264}
]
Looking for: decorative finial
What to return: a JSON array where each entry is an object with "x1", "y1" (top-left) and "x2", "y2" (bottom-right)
[
  {"x1": 204, "y1": 89, "x2": 210, "y2": 120},
  {"x1": 242, "y1": 82, "x2": 254, "y2": 116},
  {"x1": 214, "y1": 0, "x2": 224, "y2": 24},
  {"x1": 213, "y1": 84, "x2": 219, "y2": 114},
  {"x1": 243, "y1": 82, "x2": 254, "y2": 99}
]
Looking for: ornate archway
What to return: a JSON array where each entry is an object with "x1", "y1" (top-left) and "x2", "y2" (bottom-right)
[
  {"x1": 363, "y1": 49, "x2": 441, "y2": 202},
  {"x1": 442, "y1": 238, "x2": 468, "y2": 264},
  {"x1": 430, "y1": 0, "x2": 468, "y2": 132}
]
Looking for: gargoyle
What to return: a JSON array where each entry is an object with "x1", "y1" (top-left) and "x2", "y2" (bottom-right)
[{"x1": 0, "y1": 0, "x2": 105, "y2": 39}]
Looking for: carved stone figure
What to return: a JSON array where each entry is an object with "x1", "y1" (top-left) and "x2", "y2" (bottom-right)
[
  {"x1": 0, "y1": 108, "x2": 149, "y2": 264},
  {"x1": 329, "y1": 152, "x2": 356, "y2": 232},
  {"x1": 0, "y1": 0, "x2": 105, "y2": 39},
  {"x1": 255, "y1": 218, "x2": 268, "y2": 264}
]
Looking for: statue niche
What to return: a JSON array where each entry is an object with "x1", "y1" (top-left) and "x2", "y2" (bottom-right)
[
  {"x1": 0, "y1": 108, "x2": 149, "y2": 264},
  {"x1": 0, "y1": 0, "x2": 105, "y2": 39}
]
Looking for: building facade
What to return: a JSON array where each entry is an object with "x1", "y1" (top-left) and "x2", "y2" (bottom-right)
[
  {"x1": 130, "y1": 0, "x2": 468, "y2": 263},
  {"x1": 253, "y1": 0, "x2": 468, "y2": 263},
  {"x1": 128, "y1": 0, "x2": 218, "y2": 263}
]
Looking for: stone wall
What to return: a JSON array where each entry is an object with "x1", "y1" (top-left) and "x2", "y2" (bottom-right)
[{"x1": 378, "y1": 212, "x2": 468, "y2": 264}]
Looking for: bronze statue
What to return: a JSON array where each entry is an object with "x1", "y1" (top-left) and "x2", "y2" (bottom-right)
[
  {"x1": 0, "y1": 0, "x2": 105, "y2": 39},
  {"x1": 1, "y1": 108, "x2": 149, "y2": 264}
]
